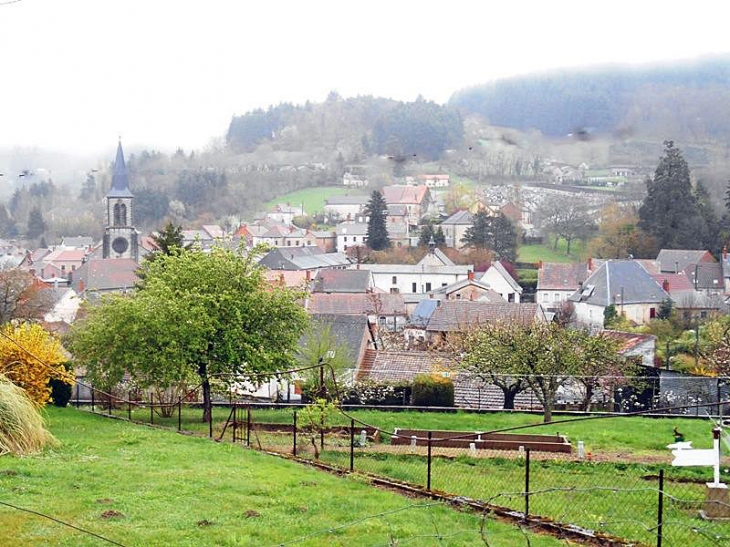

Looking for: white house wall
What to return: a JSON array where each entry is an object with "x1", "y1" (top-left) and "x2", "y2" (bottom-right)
[
  {"x1": 481, "y1": 269, "x2": 521, "y2": 303},
  {"x1": 370, "y1": 271, "x2": 470, "y2": 295}
]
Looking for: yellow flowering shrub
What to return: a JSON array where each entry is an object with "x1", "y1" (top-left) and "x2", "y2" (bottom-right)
[{"x1": 0, "y1": 323, "x2": 72, "y2": 405}]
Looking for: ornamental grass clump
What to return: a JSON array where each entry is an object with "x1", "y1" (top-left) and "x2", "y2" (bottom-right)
[{"x1": 0, "y1": 375, "x2": 58, "y2": 456}]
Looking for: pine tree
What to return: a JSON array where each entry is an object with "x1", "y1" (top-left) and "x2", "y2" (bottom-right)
[
  {"x1": 638, "y1": 141, "x2": 706, "y2": 251},
  {"x1": 462, "y1": 211, "x2": 518, "y2": 262},
  {"x1": 26, "y1": 207, "x2": 46, "y2": 239},
  {"x1": 491, "y1": 213, "x2": 518, "y2": 263},
  {"x1": 695, "y1": 180, "x2": 718, "y2": 253},
  {"x1": 434, "y1": 226, "x2": 446, "y2": 247},
  {"x1": 418, "y1": 224, "x2": 434, "y2": 247},
  {"x1": 365, "y1": 191, "x2": 390, "y2": 251},
  {"x1": 461, "y1": 210, "x2": 491, "y2": 248}
]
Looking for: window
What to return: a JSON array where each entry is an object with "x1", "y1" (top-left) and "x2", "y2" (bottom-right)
[
  {"x1": 390, "y1": 288, "x2": 399, "y2": 294},
  {"x1": 71, "y1": 265, "x2": 76, "y2": 271},
  {"x1": 701, "y1": 310, "x2": 708, "y2": 319},
  {"x1": 542, "y1": 293, "x2": 549, "y2": 301},
  {"x1": 379, "y1": 316, "x2": 386, "y2": 325},
  {"x1": 344, "y1": 236, "x2": 348, "y2": 242},
  {"x1": 296, "y1": 241, "x2": 300, "y2": 246},
  {"x1": 425, "y1": 282, "x2": 432, "y2": 292},
  {"x1": 649, "y1": 307, "x2": 656, "y2": 319},
  {"x1": 412, "y1": 282, "x2": 417, "y2": 293},
  {"x1": 442, "y1": 282, "x2": 447, "y2": 287},
  {"x1": 392, "y1": 276, "x2": 397, "y2": 285}
]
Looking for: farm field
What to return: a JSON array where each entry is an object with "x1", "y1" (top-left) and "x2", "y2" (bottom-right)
[
  {"x1": 264, "y1": 186, "x2": 365, "y2": 215},
  {"x1": 0, "y1": 408, "x2": 569, "y2": 547}
]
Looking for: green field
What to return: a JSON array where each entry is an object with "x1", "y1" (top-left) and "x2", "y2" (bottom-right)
[
  {"x1": 518, "y1": 238, "x2": 586, "y2": 264},
  {"x1": 0, "y1": 408, "x2": 570, "y2": 547},
  {"x1": 265, "y1": 186, "x2": 366, "y2": 215}
]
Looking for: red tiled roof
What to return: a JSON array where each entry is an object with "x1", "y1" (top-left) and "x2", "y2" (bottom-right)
[
  {"x1": 602, "y1": 330, "x2": 656, "y2": 354},
  {"x1": 307, "y1": 293, "x2": 406, "y2": 316},
  {"x1": 358, "y1": 351, "x2": 454, "y2": 382},
  {"x1": 650, "y1": 273, "x2": 693, "y2": 293},
  {"x1": 381, "y1": 185, "x2": 429, "y2": 205},
  {"x1": 538, "y1": 262, "x2": 590, "y2": 291},
  {"x1": 426, "y1": 301, "x2": 544, "y2": 332},
  {"x1": 263, "y1": 270, "x2": 310, "y2": 287}
]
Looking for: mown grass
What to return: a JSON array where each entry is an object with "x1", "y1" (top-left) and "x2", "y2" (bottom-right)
[
  {"x1": 238, "y1": 406, "x2": 719, "y2": 455},
  {"x1": 519, "y1": 237, "x2": 586, "y2": 264},
  {"x1": 0, "y1": 408, "x2": 570, "y2": 547},
  {"x1": 264, "y1": 186, "x2": 365, "y2": 215}
]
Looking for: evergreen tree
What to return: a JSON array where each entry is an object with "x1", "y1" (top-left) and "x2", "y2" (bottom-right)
[
  {"x1": 26, "y1": 207, "x2": 46, "y2": 239},
  {"x1": 461, "y1": 210, "x2": 492, "y2": 249},
  {"x1": 695, "y1": 180, "x2": 718, "y2": 253},
  {"x1": 638, "y1": 141, "x2": 706, "y2": 251},
  {"x1": 462, "y1": 211, "x2": 518, "y2": 262},
  {"x1": 491, "y1": 213, "x2": 518, "y2": 263},
  {"x1": 434, "y1": 226, "x2": 446, "y2": 247},
  {"x1": 418, "y1": 224, "x2": 434, "y2": 247},
  {"x1": 365, "y1": 190, "x2": 390, "y2": 251},
  {"x1": 151, "y1": 222, "x2": 187, "y2": 255}
]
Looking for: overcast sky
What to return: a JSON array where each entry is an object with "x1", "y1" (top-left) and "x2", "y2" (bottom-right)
[{"x1": 1, "y1": 0, "x2": 729, "y2": 155}]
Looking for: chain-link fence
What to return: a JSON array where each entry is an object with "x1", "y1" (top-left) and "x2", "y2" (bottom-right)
[{"x1": 73, "y1": 375, "x2": 730, "y2": 547}]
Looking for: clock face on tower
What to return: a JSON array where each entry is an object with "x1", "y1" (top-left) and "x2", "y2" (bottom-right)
[{"x1": 112, "y1": 237, "x2": 129, "y2": 254}]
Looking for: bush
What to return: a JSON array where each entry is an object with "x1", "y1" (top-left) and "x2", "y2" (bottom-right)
[
  {"x1": 411, "y1": 374, "x2": 454, "y2": 407},
  {"x1": 49, "y1": 363, "x2": 74, "y2": 407},
  {"x1": 0, "y1": 374, "x2": 58, "y2": 455},
  {"x1": 341, "y1": 380, "x2": 412, "y2": 406}
]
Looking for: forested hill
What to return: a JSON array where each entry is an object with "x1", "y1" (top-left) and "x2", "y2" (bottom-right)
[
  {"x1": 226, "y1": 94, "x2": 463, "y2": 161},
  {"x1": 449, "y1": 56, "x2": 730, "y2": 141}
]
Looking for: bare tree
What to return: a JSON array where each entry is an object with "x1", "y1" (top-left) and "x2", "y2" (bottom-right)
[{"x1": 0, "y1": 268, "x2": 54, "y2": 325}]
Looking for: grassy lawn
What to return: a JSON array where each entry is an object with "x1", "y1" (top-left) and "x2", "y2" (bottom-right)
[
  {"x1": 519, "y1": 238, "x2": 585, "y2": 264},
  {"x1": 239, "y1": 406, "x2": 719, "y2": 456},
  {"x1": 0, "y1": 408, "x2": 571, "y2": 547},
  {"x1": 265, "y1": 186, "x2": 365, "y2": 215}
]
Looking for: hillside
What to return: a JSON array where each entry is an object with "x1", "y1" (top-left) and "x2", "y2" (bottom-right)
[{"x1": 450, "y1": 56, "x2": 730, "y2": 143}]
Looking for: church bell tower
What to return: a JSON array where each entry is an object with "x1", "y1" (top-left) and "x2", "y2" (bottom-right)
[{"x1": 102, "y1": 140, "x2": 139, "y2": 261}]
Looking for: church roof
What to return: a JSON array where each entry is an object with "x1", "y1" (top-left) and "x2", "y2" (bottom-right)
[{"x1": 106, "y1": 141, "x2": 134, "y2": 198}]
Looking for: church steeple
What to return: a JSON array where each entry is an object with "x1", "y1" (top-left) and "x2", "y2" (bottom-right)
[
  {"x1": 106, "y1": 140, "x2": 133, "y2": 198},
  {"x1": 103, "y1": 140, "x2": 138, "y2": 261}
]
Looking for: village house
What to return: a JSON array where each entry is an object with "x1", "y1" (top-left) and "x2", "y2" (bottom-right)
[
  {"x1": 569, "y1": 260, "x2": 670, "y2": 328},
  {"x1": 381, "y1": 185, "x2": 433, "y2": 227},
  {"x1": 480, "y1": 262, "x2": 523, "y2": 303},
  {"x1": 440, "y1": 210, "x2": 473, "y2": 249},
  {"x1": 423, "y1": 300, "x2": 547, "y2": 343},
  {"x1": 336, "y1": 222, "x2": 368, "y2": 253},
  {"x1": 312, "y1": 268, "x2": 374, "y2": 294},
  {"x1": 656, "y1": 249, "x2": 716, "y2": 274},
  {"x1": 417, "y1": 174, "x2": 450, "y2": 188},
  {"x1": 323, "y1": 195, "x2": 369, "y2": 221},
  {"x1": 68, "y1": 258, "x2": 140, "y2": 297},
  {"x1": 342, "y1": 172, "x2": 369, "y2": 188},
  {"x1": 266, "y1": 203, "x2": 305, "y2": 226},
  {"x1": 258, "y1": 246, "x2": 350, "y2": 271},
  {"x1": 429, "y1": 272, "x2": 505, "y2": 302},
  {"x1": 356, "y1": 248, "x2": 472, "y2": 295},
  {"x1": 537, "y1": 261, "x2": 592, "y2": 311},
  {"x1": 306, "y1": 292, "x2": 407, "y2": 331}
]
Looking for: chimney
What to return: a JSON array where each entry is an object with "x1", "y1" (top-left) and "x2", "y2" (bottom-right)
[
  {"x1": 305, "y1": 269, "x2": 311, "y2": 282},
  {"x1": 78, "y1": 278, "x2": 85, "y2": 293},
  {"x1": 662, "y1": 278, "x2": 670, "y2": 293},
  {"x1": 356, "y1": 263, "x2": 360, "y2": 270},
  {"x1": 724, "y1": 246, "x2": 728, "y2": 261},
  {"x1": 587, "y1": 257, "x2": 593, "y2": 271},
  {"x1": 279, "y1": 273, "x2": 285, "y2": 286},
  {"x1": 467, "y1": 270, "x2": 474, "y2": 281}
]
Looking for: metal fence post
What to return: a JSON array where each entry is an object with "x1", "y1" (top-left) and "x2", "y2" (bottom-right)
[
  {"x1": 108, "y1": 393, "x2": 112, "y2": 417},
  {"x1": 178, "y1": 399, "x2": 182, "y2": 431},
  {"x1": 76, "y1": 384, "x2": 80, "y2": 408},
  {"x1": 293, "y1": 410, "x2": 297, "y2": 456},
  {"x1": 657, "y1": 469, "x2": 664, "y2": 547},
  {"x1": 127, "y1": 391, "x2": 131, "y2": 421},
  {"x1": 427, "y1": 431, "x2": 432, "y2": 491},
  {"x1": 91, "y1": 389, "x2": 95, "y2": 412},
  {"x1": 231, "y1": 404, "x2": 236, "y2": 443},
  {"x1": 350, "y1": 419, "x2": 355, "y2": 472},
  {"x1": 150, "y1": 399, "x2": 154, "y2": 425},
  {"x1": 246, "y1": 404, "x2": 251, "y2": 447},
  {"x1": 525, "y1": 448, "x2": 531, "y2": 518}
]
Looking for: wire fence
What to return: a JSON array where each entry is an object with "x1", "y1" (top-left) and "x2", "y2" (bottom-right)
[{"x1": 71, "y1": 380, "x2": 730, "y2": 547}]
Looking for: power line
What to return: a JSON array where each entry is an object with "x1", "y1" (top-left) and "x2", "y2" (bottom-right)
[{"x1": 0, "y1": 500, "x2": 128, "y2": 546}]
